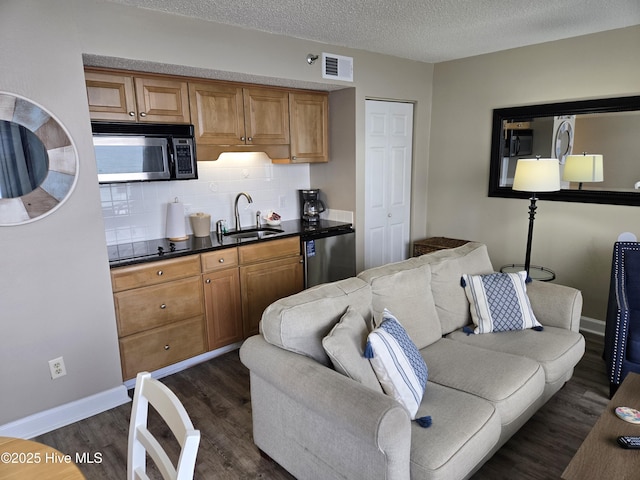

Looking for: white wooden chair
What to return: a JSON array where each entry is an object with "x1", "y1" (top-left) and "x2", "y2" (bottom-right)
[{"x1": 128, "y1": 372, "x2": 200, "y2": 480}]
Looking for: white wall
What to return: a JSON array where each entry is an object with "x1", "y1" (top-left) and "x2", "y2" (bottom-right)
[
  {"x1": 429, "y1": 26, "x2": 640, "y2": 321},
  {"x1": 0, "y1": 0, "x2": 433, "y2": 427}
]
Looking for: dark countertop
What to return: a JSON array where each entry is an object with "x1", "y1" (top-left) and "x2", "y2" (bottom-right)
[{"x1": 108, "y1": 219, "x2": 353, "y2": 268}]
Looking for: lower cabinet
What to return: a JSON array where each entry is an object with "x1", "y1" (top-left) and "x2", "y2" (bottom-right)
[
  {"x1": 201, "y1": 248, "x2": 243, "y2": 350},
  {"x1": 119, "y1": 316, "x2": 206, "y2": 381},
  {"x1": 110, "y1": 236, "x2": 302, "y2": 380},
  {"x1": 239, "y1": 237, "x2": 304, "y2": 337}
]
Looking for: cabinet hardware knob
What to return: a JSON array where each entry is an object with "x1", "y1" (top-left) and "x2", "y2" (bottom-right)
[
  {"x1": 247, "y1": 137, "x2": 253, "y2": 142},
  {"x1": 139, "y1": 112, "x2": 147, "y2": 117},
  {"x1": 292, "y1": 156, "x2": 297, "y2": 160},
  {"x1": 240, "y1": 136, "x2": 246, "y2": 141},
  {"x1": 157, "y1": 270, "x2": 163, "y2": 276},
  {"x1": 160, "y1": 304, "x2": 167, "y2": 309},
  {"x1": 205, "y1": 279, "x2": 211, "y2": 284},
  {"x1": 128, "y1": 111, "x2": 135, "y2": 117},
  {"x1": 219, "y1": 258, "x2": 224, "y2": 263},
  {"x1": 164, "y1": 345, "x2": 170, "y2": 350},
  {"x1": 387, "y1": 213, "x2": 392, "y2": 218}
]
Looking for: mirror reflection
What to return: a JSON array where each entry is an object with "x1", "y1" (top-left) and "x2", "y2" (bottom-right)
[
  {"x1": 489, "y1": 96, "x2": 640, "y2": 206},
  {"x1": 0, "y1": 120, "x2": 49, "y2": 198}
]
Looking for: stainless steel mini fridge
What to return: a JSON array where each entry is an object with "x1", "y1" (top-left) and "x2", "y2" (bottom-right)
[{"x1": 302, "y1": 225, "x2": 356, "y2": 288}]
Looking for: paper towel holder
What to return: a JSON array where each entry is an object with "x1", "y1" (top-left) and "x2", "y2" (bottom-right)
[{"x1": 166, "y1": 197, "x2": 189, "y2": 241}]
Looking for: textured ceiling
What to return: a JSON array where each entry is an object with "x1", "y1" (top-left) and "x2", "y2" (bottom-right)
[{"x1": 105, "y1": 0, "x2": 640, "y2": 63}]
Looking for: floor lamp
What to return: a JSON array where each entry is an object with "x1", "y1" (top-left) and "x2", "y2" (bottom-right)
[{"x1": 512, "y1": 157, "x2": 560, "y2": 277}]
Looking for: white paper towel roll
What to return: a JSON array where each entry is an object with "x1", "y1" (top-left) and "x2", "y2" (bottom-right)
[{"x1": 166, "y1": 200, "x2": 188, "y2": 241}]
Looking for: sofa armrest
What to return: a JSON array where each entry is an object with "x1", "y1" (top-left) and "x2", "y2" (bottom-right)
[
  {"x1": 526, "y1": 280, "x2": 583, "y2": 332},
  {"x1": 240, "y1": 335, "x2": 411, "y2": 480}
]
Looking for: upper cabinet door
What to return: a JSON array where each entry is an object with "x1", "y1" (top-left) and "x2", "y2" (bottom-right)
[
  {"x1": 85, "y1": 70, "x2": 190, "y2": 123},
  {"x1": 85, "y1": 71, "x2": 137, "y2": 122},
  {"x1": 289, "y1": 92, "x2": 329, "y2": 163},
  {"x1": 189, "y1": 82, "x2": 245, "y2": 145},
  {"x1": 134, "y1": 76, "x2": 190, "y2": 123},
  {"x1": 243, "y1": 88, "x2": 290, "y2": 145}
]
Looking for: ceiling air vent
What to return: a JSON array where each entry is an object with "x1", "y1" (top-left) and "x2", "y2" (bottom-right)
[{"x1": 322, "y1": 53, "x2": 353, "y2": 82}]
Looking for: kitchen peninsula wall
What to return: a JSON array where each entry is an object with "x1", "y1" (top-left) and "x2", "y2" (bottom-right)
[{"x1": 100, "y1": 154, "x2": 354, "y2": 245}]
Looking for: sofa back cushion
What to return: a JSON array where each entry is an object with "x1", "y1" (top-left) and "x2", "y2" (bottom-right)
[
  {"x1": 428, "y1": 243, "x2": 494, "y2": 335},
  {"x1": 369, "y1": 264, "x2": 442, "y2": 349},
  {"x1": 260, "y1": 277, "x2": 372, "y2": 365}
]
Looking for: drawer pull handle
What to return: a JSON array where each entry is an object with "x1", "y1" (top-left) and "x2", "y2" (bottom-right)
[
  {"x1": 160, "y1": 304, "x2": 167, "y2": 309},
  {"x1": 164, "y1": 345, "x2": 170, "y2": 351},
  {"x1": 219, "y1": 258, "x2": 224, "y2": 263},
  {"x1": 157, "y1": 270, "x2": 163, "y2": 276},
  {"x1": 205, "y1": 279, "x2": 211, "y2": 284}
]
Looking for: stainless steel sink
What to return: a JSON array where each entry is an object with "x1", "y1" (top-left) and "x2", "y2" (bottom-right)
[{"x1": 223, "y1": 227, "x2": 284, "y2": 239}]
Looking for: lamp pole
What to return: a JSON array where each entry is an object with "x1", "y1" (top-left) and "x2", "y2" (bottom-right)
[{"x1": 523, "y1": 193, "x2": 538, "y2": 277}]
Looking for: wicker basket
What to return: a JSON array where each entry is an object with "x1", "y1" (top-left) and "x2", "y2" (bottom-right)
[{"x1": 412, "y1": 237, "x2": 469, "y2": 256}]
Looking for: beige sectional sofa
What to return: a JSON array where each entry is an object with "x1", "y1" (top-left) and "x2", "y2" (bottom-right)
[{"x1": 239, "y1": 242, "x2": 585, "y2": 480}]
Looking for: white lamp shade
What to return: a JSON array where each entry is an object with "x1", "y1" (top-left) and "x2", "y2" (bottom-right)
[
  {"x1": 562, "y1": 154, "x2": 604, "y2": 182},
  {"x1": 512, "y1": 158, "x2": 560, "y2": 192}
]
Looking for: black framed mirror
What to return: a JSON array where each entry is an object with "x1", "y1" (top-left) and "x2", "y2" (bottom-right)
[{"x1": 489, "y1": 95, "x2": 640, "y2": 206}]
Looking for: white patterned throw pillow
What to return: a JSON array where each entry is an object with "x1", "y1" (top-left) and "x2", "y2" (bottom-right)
[
  {"x1": 365, "y1": 309, "x2": 430, "y2": 424},
  {"x1": 461, "y1": 271, "x2": 543, "y2": 334}
]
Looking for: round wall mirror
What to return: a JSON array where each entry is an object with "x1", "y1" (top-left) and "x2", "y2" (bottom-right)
[{"x1": 0, "y1": 92, "x2": 78, "y2": 225}]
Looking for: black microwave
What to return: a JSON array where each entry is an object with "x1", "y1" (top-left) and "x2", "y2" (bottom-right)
[
  {"x1": 504, "y1": 129, "x2": 533, "y2": 157},
  {"x1": 92, "y1": 122, "x2": 198, "y2": 183}
]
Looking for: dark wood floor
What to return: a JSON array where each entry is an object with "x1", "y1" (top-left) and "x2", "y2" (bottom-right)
[{"x1": 36, "y1": 332, "x2": 609, "y2": 479}]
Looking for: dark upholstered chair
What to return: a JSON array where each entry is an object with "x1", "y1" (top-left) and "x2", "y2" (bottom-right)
[{"x1": 604, "y1": 241, "x2": 640, "y2": 397}]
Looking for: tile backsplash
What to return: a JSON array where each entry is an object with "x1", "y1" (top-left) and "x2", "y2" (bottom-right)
[{"x1": 100, "y1": 152, "x2": 311, "y2": 245}]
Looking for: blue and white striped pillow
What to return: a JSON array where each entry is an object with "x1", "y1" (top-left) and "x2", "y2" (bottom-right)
[
  {"x1": 365, "y1": 309, "x2": 428, "y2": 419},
  {"x1": 461, "y1": 271, "x2": 542, "y2": 334}
]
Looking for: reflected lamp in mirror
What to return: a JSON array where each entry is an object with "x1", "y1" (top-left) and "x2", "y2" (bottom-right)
[
  {"x1": 562, "y1": 153, "x2": 604, "y2": 190},
  {"x1": 512, "y1": 157, "x2": 560, "y2": 276}
]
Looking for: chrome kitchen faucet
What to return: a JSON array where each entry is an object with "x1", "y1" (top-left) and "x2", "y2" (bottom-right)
[{"x1": 234, "y1": 192, "x2": 253, "y2": 231}]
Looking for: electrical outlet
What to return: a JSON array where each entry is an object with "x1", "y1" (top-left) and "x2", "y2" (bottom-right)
[{"x1": 48, "y1": 357, "x2": 67, "y2": 380}]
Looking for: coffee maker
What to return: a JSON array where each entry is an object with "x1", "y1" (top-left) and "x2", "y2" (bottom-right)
[{"x1": 299, "y1": 189, "x2": 326, "y2": 223}]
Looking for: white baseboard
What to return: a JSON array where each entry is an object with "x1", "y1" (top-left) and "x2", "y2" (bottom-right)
[
  {"x1": 0, "y1": 343, "x2": 242, "y2": 439},
  {"x1": 579, "y1": 316, "x2": 605, "y2": 336},
  {"x1": 0, "y1": 385, "x2": 131, "y2": 439}
]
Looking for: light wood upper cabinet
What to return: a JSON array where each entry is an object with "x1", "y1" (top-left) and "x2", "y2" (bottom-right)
[
  {"x1": 288, "y1": 92, "x2": 329, "y2": 163},
  {"x1": 189, "y1": 82, "x2": 245, "y2": 145},
  {"x1": 85, "y1": 69, "x2": 190, "y2": 123},
  {"x1": 189, "y1": 82, "x2": 289, "y2": 146},
  {"x1": 243, "y1": 87, "x2": 290, "y2": 145}
]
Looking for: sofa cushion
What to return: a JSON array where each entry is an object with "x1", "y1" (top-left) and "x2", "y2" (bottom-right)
[
  {"x1": 411, "y1": 382, "x2": 500, "y2": 480},
  {"x1": 462, "y1": 271, "x2": 542, "y2": 334},
  {"x1": 429, "y1": 243, "x2": 494, "y2": 335},
  {"x1": 369, "y1": 264, "x2": 441, "y2": 349},
  {"x1": 322, "y1": 306, "x2": 383, "y2": 393},
  {"x1": 366, "y1": 309, "x2": 428, "y2": 419},
  {"x1": 446, "y1": 326, "x2": 585, "y2": 384},
  {"x1": 421, "y1": 338, "x2": 545, "y2": 426},
  {"x1": 260, "y1": 277, "x2": 372, "y2": 365}
]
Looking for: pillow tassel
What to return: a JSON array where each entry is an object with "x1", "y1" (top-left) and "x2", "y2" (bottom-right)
[
  {"x1": 532, "y1": 325, "x2": 544, "y2": 331},
  {"x1": 462, "y1": 326, "x2": 475, "y2": 335},
  {"x1": 460, "y1": 277, "x2": 467, "y2": 287},
  {"x1": 364, "y1": 340, "x2": 375, "y2": 359},
  {"x1": 525, "y1": 275, "x2": 532, "y2": 284},
  {"x1": 415, "y1": 415, "x2": 432, "y2": 428}
]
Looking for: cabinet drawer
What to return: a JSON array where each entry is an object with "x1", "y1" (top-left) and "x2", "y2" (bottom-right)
[
  {"x1": 111, "y1": 255, "x2": 201, "y2": 292},
  {"x1": 239, "y1": 236, "x2": 300, "y2": 264},
  {"x1": 201, "y1": 248, "x2": 238, "y2": 273},
  {"x1": 119, "y1": 316, "x2": 206, "y2": 380},
  {"x1": 114, "y1": 276, "x2": 204, "y2": 336}
]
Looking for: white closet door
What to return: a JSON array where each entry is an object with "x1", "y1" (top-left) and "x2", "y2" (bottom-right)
[{"x1": 364, "y1": 100, "x2": 414, "y2": 269}]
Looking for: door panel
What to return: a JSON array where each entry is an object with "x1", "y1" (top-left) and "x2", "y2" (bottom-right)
[{"x1": 364, "y1": 100, "x2": 414, "y2": 269}]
